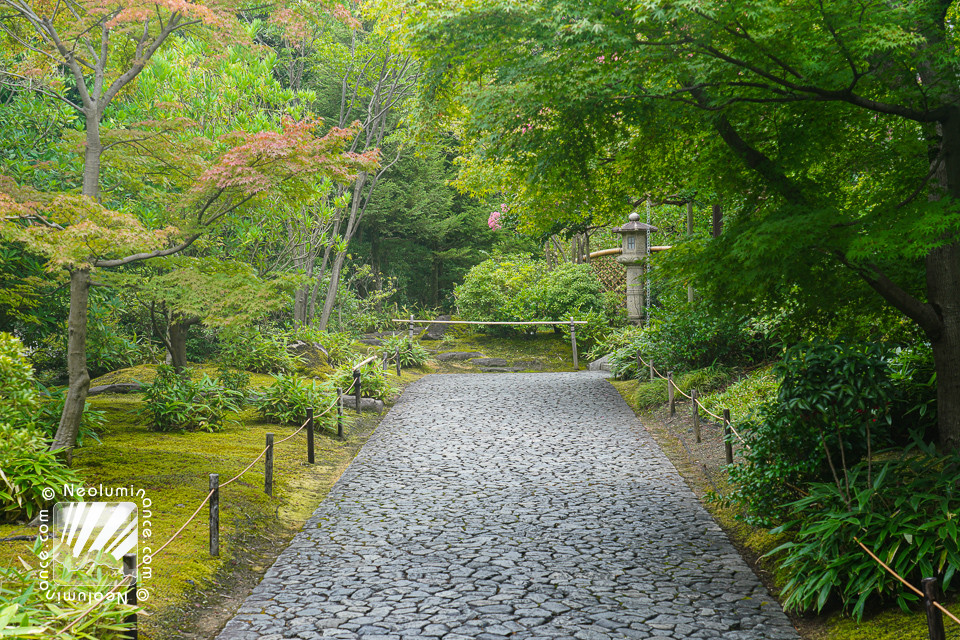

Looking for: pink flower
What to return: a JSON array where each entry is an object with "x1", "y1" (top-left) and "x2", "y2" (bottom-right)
[{"x1": 488, "y1": 210, "x2": 502, "y2": 230}]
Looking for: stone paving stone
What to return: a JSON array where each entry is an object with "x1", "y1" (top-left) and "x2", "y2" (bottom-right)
[{"x1": 216, "y1": 373, "x2": 800, "y2": 639}]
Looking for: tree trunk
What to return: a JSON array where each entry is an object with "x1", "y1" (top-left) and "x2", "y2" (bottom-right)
[
  {"x1": 82, "y1": 114, "x2": 102, "y2": 200},
  {"x1": 318, "y1": 250, "x2": 347, "y2": 330},
  {"x1": 167, "y1": 316, "x2": 198, "y2": 372},
  {"x1": 50, "y1": 269, "x2": 91, "y2": 460}
]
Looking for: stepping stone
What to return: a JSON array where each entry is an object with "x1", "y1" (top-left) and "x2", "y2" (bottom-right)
[
  {"x1": 422, "y1": 315, "x2": 452, "y2": 341},
  {"x1": 436, "y1": 351, "x2": 484, "y2": 362},
  {"x1": 469, "y1": 357, "x2": 508, "y2": 367}
]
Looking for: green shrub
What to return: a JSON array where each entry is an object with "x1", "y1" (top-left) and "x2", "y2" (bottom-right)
[
  {"x1": 726, "y1": 342, "x2": 900, "y2": 526},
  {"x1": 332, "y1": 362, "x2": 394, "y2": 400},
  {"x1": 0, "y1": 538, "x2": 141, "y2": 638},
  {"x1": 0, "y1": 332, "x2": 79, "y2": 523},
  {"x1": 454, "y1": 255, "x2": 541, "y2": 335},
  {"x1": 699, "y1": 365, "x2": 780, "y2": 421},
  {"x1": 635, "y1": 380, "x2": 668, "y2": 409},
  {"x1": 676, "y1": 365, "x2": 734, "y2": 395},
  {"x1": 639, "y1": 302, "x2": 774, "y2": 372},
  {"x1": 584, "y1": 325, "x2": 644, "y2": 362},
  {"x1": 770, "y1": 447, "x2": 960, "y2": 619},
  {"x1": 291, "y1": 327, "x2": 360, "y2": 367},
  {"x1": 0, "y1": 332, "x2": 39, "y2": 425},
  {"x1": 380, "y1": 335, "x2": 430, "y2": 368},
  {"x1": 142, "y1": 366, "x2": 240, "y2": 433},
  {"x1": 219, "y1": 328, "x2": 300, "y2": 374},
  {"x1": 537, "y1": 262, "x2": 607, "y2": 321},
  {"x1": 215, "y1": 365, "x2": 250, "y2": 406},
  {"x1": 256, "y1": 373, "x2": 336, "y2": 426}
]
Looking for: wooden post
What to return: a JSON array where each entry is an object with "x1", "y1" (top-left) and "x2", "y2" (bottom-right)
[
  {"x1": 337, "y1": 387, "x2": 344, "y2": 439},
  {"x1": 209, "y1": 473, "x2": 219, "y2": 556},
  {"x1": 408, "y1": 313, "x2": 414, "y2": 339},
  {"x1": 692, "y1": 389, "x2": 701, "y2": 443},
  {"x1": 122, "y1": 553, "x2": 138, "y2": 639},
  {"x1": 265, "y1": 433, "x2": 274, "y2": 496},
  {"x1": 395, "y1": 343, "x2": 401, "y2": 376},
  {"x1": 306, "y1": 407, "x2": 314, "y2": 464},
  {"x1": 723, "y1": 408, "x2": 733, "y2": 464},
  {"x1": 922, "y1": 577, "x2": 946, "y2": 640},
  {"x1": 667, "y1": 372, "x2": 675, "y2": 416},
  {"x1": 353, "y1": 369, "x2": 361, "y2": 413},
  {"x1": 570, "y1": 318, "x2": 579, "y2": 371}
]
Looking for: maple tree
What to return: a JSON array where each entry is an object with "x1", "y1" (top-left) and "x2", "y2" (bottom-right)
[
  {"x1": 401, "y1": 0, "x2": 960, "y2": 453},
  {"x1": 0, "y1": 0, "x2": 378, "y2": 457}
]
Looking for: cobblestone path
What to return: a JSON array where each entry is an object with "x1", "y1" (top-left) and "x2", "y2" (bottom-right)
[{"x1": 216, "y1": 373, "x2": 799, "y2": 640}]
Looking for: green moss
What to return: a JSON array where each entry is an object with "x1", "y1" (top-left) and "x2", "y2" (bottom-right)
[{"x1": 430, "y1": 329, "x2": 577, "y2": 372}]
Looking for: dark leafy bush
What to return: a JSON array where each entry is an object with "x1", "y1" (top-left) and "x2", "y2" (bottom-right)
[
  {"x1": 770, "y1": 446, "x2": 960, "y2": 619},
  {"x1": 380, "y1": 336, "x2": 430, "y2": 368},
  {"x1": 219, "y1": 328, "x2": 301, "y2": 374},
  {"x1": 676, "y1": 365, "x2": 734, "y2": 395},
  {"x1": 215, "y1": 365, "x2": 250, "y2": 406},
  {"x1": 585, "y1": 325, "x2": 644, "y2": 362},
  {"x1": 639, "y1": 302, "x2": 773, "y2": 372},
  {"x1": 255, "y1": 373, "x2": 336, "y2": 426},
  {"x1": 726, "y1": 342, "x2": 900, "y2": 525},
  {"x1": 454, "y1": 255, "x2": 541, "y2": 336},
  {"x1": 142, "y1": 366, "x2": 240, "y2": 433},
  {"x1": 291, "y1": 327, "x2": 361, "y2": 367},
  {"x1": 0, "y1": 332, "x2": 79, "y2": 523},
  {"x1": 537, "y1": 262, "x2": 607, "y2": 321}
]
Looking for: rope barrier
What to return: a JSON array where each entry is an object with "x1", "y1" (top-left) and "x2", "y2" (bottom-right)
[
  {"x1": 60, "y1": 354, "x2": 369, "y2": 634},
  {"x1": 635, "y1": 352, "x2": 747, "y2": 446},
  {"x1": 855, "y1": 537, "x2": 960, "y2": 626}
]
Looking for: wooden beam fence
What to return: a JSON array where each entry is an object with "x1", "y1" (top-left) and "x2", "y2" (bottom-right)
[{"x1": 392, "y1": 318, "x2": 590, "y2": 370}]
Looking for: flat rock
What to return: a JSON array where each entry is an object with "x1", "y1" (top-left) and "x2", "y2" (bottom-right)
[
  {"x1": 358, "y1": 338, "x2": 384, "y2": 346},
  {"x1": 436, "y1": 351, "x2": 484, "y2": 362},
  {"x1": 288, "y1": 341, "x2": 327, "y2": 369},
  {"x1": 339, "y1": 396, "x2": 385, "y2": 413},
  {"x1": 88, "y1": 382, "x2": 143, "y2": 395},
  {"x1": 422, "y1": 315, "x2": 452, "y2": 341},
  {"x1": 479, "y1": 367, "x2": 527, "y2": 373},
  {"x1": 470, "y1": 357, "x2": 508, "y2": 367}
]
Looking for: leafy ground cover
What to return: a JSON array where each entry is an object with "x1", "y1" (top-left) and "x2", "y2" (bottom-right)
[
  {"x1": 610, "y1": 374, "x2": 960, "y2": 640},
  {"x1": 0, "y1": 360, "x2": 429, "y2": 640}
]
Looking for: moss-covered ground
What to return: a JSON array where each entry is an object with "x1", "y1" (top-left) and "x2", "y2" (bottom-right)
[
  {"x1": 609, "y1": 378, "x2": 960, "y2": 640},
  {"x1": 0, "y1": 358, "x2": 430, "y2": 640},
  {"x1": 425, "y1": 325, "x2": 579, "y2": 372}
]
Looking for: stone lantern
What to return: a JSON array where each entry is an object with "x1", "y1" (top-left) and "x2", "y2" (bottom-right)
[{"x1": 613, "y1": 212, "x2": 657, "y2": 324}]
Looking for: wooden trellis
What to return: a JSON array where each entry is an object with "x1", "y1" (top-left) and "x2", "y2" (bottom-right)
[{"x1": 590, "y1": 254, "x2": 626, "y2": 306}]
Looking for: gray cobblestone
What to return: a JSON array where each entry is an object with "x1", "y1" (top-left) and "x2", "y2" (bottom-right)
[{"x1": 217, "y1": 373, "x2": 799, "y2": 639}]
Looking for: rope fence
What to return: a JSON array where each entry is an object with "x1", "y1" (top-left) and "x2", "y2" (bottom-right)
[
  {"x1": 637, "y1": 352, "x2": 959, "y2": 639},
  {"x1": 56, "y1": 355, "x2": 379, "y2": 637},
  {"x1": 636, "y1": 352, "x2": 748, "y2": 449}
]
